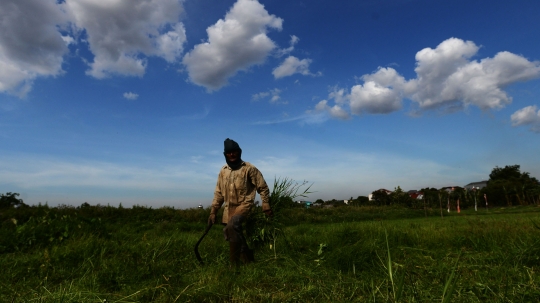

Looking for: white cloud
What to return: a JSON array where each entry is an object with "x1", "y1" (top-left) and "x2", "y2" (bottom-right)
[
  {"x1": 182, "y1": 0, "x2": 283, "y2": 90},
  {"x1": 511, "y1": 105, "x2": 540, "y2": 133},
  {"x1": 361, "y1": 67, "x2": 407, "y2": 90},
  {"x1": 347, "y1": 67, "x2": 406, "y2": 115},
  {"x1": 273, "y1": 56, "x2": 321, "y2": 79},
  {"x1": 65, "y1": 0, "x2": 186, "y2": 79},
  {"x1": 316, "y1": 38, "x2": 540, "y2": 120},
  {"x1": 156, "y1": 23, "x2": 188, "y2": 63},
  {"x1": 310, "y1": 100, "x2": 350, "y2": 120},
  {"x1": 123, "y1": 92, "x2": 139, "y2": 100},
  {"x1": 61, "y1": 35, "x2": 76, "y2": 46},
  {"x1": 252, "y1": 88, "x2": 283, "y2": 103},
  {"x1": 0, "y1": 0, "x2": 70, "y2": 97},
  {"x1": 328, "y1": 87, "x2": 348, "y2": 104},
  {"x1": 251, "y1": 91, "x2": 270, "y2": 101},
  {"x1": 408, "y1": 38, "x2": 479, "y2": 110},
  {"x1": 275, "y1": 35, "x2": 299, "y2": 57},
  {"x1": 349, "y1": 81, "x2": 403, "y2": 114},
  {"x1": 304, "y1": 87, "x2": 352, "y2": 120},
  {"x1": 0, "y1": 0, "x2": 187, "y2": 96},
  {"x1": 410, "y1": 39, "x2": 540, "y2": 111},
  {"x1": 271, "y1": 95, "x2": 282, "y2": 103},
  {"x1": 410, "y1": 38, "x2": 540, "y2": 111}
]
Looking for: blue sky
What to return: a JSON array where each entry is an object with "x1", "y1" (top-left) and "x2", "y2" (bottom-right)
[{"x1": 1, "y1": 0, "x2": 540, "y2": 208}]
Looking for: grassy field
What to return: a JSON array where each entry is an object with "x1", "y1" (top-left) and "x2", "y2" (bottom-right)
[{"x1": 1, "y1": 205, "x2": 540, "y2": 302}]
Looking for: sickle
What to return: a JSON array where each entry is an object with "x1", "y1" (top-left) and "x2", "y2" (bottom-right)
[{"x1": 194, "y1": 221, "x2": 214, "y2": 265}]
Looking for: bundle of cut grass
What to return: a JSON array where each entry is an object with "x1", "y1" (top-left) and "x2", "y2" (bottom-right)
[{"x1": 245, "y1": 177, "x2": 312, "y2": 251}]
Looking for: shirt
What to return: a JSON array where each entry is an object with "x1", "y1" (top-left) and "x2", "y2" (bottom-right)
[{"x1": 210, "y1": 161, "x2": 270, "y2": 224}]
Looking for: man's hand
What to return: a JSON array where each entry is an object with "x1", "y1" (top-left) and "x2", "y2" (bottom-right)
[
  {"x1": 263, "y1": 209, "x2": 273, "y2": 218},
  {"x1": 208, "y1": 213, "x2": 216, "y2": 225}
]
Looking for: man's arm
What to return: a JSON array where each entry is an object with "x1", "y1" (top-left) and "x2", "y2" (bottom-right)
[
  {"x1": 209, "y1": 170, "x2": 225, "y2": 224},
  {"x1": 249, "y1": 166, "x2": 272, "y2": 215}
]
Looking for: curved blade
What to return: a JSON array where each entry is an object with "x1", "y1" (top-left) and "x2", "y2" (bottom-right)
[{"x1": 194, "y1": 222, "x2": 213, "y2": 265}]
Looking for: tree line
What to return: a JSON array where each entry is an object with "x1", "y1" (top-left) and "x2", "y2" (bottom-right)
[
  {"x1": 1, "y1": 165, "x2": 538, "y2": 212},
  {"x1": 313, "y1": 165, "x2": 540, "y2": 209}
]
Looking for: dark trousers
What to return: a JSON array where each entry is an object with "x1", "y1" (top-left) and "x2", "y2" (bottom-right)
[{"x1": 223, "y1": 215, "x2": 248, "y2": 251}]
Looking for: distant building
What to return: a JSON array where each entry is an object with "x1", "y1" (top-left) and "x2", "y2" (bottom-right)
[
  {"x1": 407, "y1": 190, "x2": 424, "y2": 200},
  {"x1": 464, "y1": 181, "x2": 488, "y2": 191}
]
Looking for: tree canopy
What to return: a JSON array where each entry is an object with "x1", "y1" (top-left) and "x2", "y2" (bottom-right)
[
  {"x1": 489, "y1": 165, "x2": 537, "y2": 182},
  {"x1": 0, "y1": 192, "x2": 26, "y2": 209},
  {"x1": 484, "y1": 165, "x2": 540, "y2": 206}
]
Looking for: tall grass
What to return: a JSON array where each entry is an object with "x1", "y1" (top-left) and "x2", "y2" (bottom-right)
[
  {"x1": 245, "y1": 177, "x2": 312, "y2": 250},
  {"x1": 1, "y1": 205, "x2": 539, "y2": 302}
]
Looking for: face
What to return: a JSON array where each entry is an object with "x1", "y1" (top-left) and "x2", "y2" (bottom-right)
[{"x1": 225, "y1": 150, "x2": 240, "y2": 162}]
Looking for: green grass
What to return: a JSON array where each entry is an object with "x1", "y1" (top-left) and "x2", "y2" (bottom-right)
[{"x1": 1, "y1": 205, "x2": 540, "y2": 302}]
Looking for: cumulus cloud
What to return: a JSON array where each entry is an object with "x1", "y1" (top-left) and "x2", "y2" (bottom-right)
[
  {"x1": 348, "y1": 67, "x2": 406, "y2": 114},
  {"x1": 273, "y1": 56, "x2": 321, "y2": 79},
  {"x1": 275, "y1": 35, "x2": 299, "y2": 57},
  {"x1": 349, "y1": 81, "x2": 402, "y2": 114},
  {"x1": 328, "y1": 87, "x2": 348, "y2": 104},
  {"x1": 315, "y1": 37, "x2": 540, "y2": 120},
  {"x1": 0, "y1": 0, "x2": 187, "y2": 96},
  {"x1": 64, "y1": 0, "x2": 186, "y2": 78},
  {"x1": 251, "y1": 91, "x2": 270, "y2": 100},
  {"x1": 410, "y1": 39, "x2": 540, "y2": 111},
  {"x1": 123, "y1": 92, "x2": 139, "y2": 100},
  {"x1": 182, "y1": 0, "x2": 283, "y2": 90},
  {"x1": 304, "y1": 87, "x2": 351, "y2": 120},
  {"x1": 0, "y1": 0, "x2": 70, "y2": 97},
  {"x1": 309, "y1": 100, "x2": 350, "y2": 120},
  {"x1": 511, "y1": 105, "x2": 540, "y2": 133},
  {"x1": 252, "y1": 88, "x2": 283, "y2": 103},
  {"x1": 272, "y1": 35, "x2": 321, "y2": 79}
]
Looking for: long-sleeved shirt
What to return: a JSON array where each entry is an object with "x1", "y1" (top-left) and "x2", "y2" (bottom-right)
[{"x1": 210, "y1": 161, "x2": 270, "y2": 224}]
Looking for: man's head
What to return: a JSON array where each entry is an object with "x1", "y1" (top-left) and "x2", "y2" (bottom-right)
[{"x1": 223, "y1": 138, "x2": 242, "y2": 168}]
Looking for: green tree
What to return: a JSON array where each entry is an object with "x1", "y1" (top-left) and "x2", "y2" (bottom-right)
[
  {"x1": 483, "y1": 165, "x2": 540, "y2": 206},
  {"x1": 390, "y1": 186, "x2": 413, "y2": 207},
  {"x1": 371, "y1": 189, "x2": 391, "y2": 206},
  {"x1": 353, "y1": 196, "x2": 369, "y2": 206},
  {"x1": 0, "y1": 192, "x2": 26, "y2": 209},
  {"x1": 420, "y1": 188, "x2": 439, "y2": 209},
  {"x1": 489, "y1": 165, "x2": 522, "y2": 181}
]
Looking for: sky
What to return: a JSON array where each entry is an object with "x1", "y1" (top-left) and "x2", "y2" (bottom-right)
[{"x1": 1, "y1": 0, "x2": 540, "y2": 208}]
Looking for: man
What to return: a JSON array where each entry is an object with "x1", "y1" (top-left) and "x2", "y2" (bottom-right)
[{"x1": 208, "y1": 138, "x2": 272, "y2": 266}]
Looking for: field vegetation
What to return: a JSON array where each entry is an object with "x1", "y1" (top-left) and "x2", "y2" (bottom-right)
[
  {"x1": 1, "y1": 166, "x2": 539, "y2": 302},
  {"x1": 1, "y1": 200, "x2": 540, "y2": 302}
]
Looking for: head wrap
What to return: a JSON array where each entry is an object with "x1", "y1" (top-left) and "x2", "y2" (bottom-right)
[
  {"x1": 223, "y1": 138, "x2": 243, "y2": 169},
  {"x1": 224, "y1": 138, "x2": 241, "y2": 153}
]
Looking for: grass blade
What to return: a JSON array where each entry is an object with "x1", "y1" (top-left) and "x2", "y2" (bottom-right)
[
  {"x1": 442, "y1": 252, "x2": 461, "y2": 303},
  {"x1": 384, "y1": 228, "x2": 395, "y2": 299}
]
